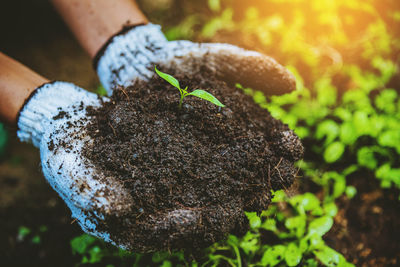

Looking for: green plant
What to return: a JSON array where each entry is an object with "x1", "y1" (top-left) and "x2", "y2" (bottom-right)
[
  {"x1": 0, "y1": 123, "x2": 7, "y2": 157},
  {"x1": 69, "y1": 189, "x2": 352, "y2": 267},
  {"x1": 155, "y1": 66, "x2": 225, "y2": 109},
  {"x1": 17, "y1": 225, "x2": 47, "y2": 244}
]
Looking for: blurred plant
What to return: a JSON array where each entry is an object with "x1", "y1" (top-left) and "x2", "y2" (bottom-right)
[
  {"x1": 69, "y1": 190, "x2": 353, "y2": 267},
  {"x1": 17, "y1": 225, "x2": 47, "y2": 244},
  {"x1": 0, "y1": 123, "x2": 8, "y2": 157}
]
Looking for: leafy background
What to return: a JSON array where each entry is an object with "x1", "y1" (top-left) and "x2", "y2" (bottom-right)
[{"x1": 0, "y1": 0, "x2": 399, "y2": 266}]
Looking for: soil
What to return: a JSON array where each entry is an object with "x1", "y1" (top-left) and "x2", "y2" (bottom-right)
[
  {"x1": 84, "y1": 70, "x2": 303, "y2": 252},
  {"x1": 325, "y1": 171, "x2": 400, "y2": 267}
]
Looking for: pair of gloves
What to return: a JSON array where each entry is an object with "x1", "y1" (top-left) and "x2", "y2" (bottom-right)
[{"x1": 17, "y1": 24, "x2": 296, "y2": 249}]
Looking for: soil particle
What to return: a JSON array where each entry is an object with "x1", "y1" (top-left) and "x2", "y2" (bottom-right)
[{"x1": 84, "y1": 70, "x2": 303, "y2": 252}]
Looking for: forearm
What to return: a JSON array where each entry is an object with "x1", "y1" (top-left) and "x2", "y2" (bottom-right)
[
  {"x1": 51, "y1": 0, "x2": 148, "y2": 58},
  {"x1": 0, "y1": 53, "x2": 48, "y2": 124}
]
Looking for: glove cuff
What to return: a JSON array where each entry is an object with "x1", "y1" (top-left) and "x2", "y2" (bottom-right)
[
  {"x1": 17, "y1": 81, "x2": 100, "y2": 148},
  {"x1": 96, "y1": 23, "x2": 167, "y2": 95}
]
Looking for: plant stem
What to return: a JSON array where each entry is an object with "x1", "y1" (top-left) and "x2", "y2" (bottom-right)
[{"x1": 179, "y1": 94, "x2": 184, "y2": 109}]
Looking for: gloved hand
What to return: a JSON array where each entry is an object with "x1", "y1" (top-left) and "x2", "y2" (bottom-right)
[
  {"x1": 17, "y1": 82, "x2": 134, "y2": 249},
  {"x1": 15, "y1": 24, "x2": 299, "y2": 252},
  {"x1": 95, "y1": 24, "x2": 296, "y2": 96}
]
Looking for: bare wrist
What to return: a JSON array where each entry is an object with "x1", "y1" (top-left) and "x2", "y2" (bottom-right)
[{"x1": 51, "y1": 0, "x2": 148, "y2": 58}]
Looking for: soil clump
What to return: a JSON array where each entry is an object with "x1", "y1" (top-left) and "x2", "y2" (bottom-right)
[{"x1": 84, "y1": 70, "x2": 303, "y2": 252}]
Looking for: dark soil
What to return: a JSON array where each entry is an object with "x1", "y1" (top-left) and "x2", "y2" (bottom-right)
[
  {"x1": 84, "y1": 70, "x2": 303, "y2": 252},
  {"x1": 325, "y1": 171, "x2": 400, "y2": 267}
]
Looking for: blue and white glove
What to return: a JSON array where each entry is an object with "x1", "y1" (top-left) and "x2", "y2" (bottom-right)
[{"x1": 17, "y1": 82, "x2": 135, "y2": 249}]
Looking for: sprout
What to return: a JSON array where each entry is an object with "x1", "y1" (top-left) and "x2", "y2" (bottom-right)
[{"x1": 155, "y1": 66, "x2": 225, "y2": 109}]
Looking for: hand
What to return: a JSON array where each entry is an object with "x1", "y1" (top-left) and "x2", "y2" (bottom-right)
[
  {"x1": 95, "y1": 24, "x2": 296, "y2": 96},
  {"x1": 17, "y1": 82, "x2": 135, "y2": 249}
]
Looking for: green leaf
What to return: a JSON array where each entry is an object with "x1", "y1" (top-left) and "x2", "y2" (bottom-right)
[
  {"x1": 285, "y1": 216, "x2": 306, "y2": 238},
  {"x1": 308, "y1": 233, "x2": 324, "y2": 250},
  {"x1": 17, "y1": 226, "x2": 31, "y2": 241},
  {"x1": 188, "y1": 89, "x2": 225, "y2": 107},
  {"x1": 323, "y1": 202, "x2": 338, "y2": 217},
  {"x1": 31, "y1": 235, "x2": 41, "y2": 244},
  {"x1": 339, "y1": 122, "x2": 358, "y2": 145},
  {"x1": 272, "y1": 190, "x2": 286, "y2": 202},
  {"x1": 324, "y1": 142, "x2": 345, "y2": 163},
  {"x1": 284, "y1": 243, "x2": 302, "y2": 266},
  {"x1": 155, "y1": 66, "x2": 181, "y2": 89},
  {"x1": 375, "y1": 89, "x2": 397, "y2": 113},
  {"x1": 261, "y1": 245, "x2": 286, "y2": 266},
  {"x1": 208, "y1": 0, "x2": 221, "y2": 12},
  {"x1": 305, "y1": 258, "x2": 319, "y2": 267},
  {"x1": 239, "y1": 232, "x2": 260, "y2": 254},
  {"x1": 378, "y1": 130, "x2": 400, "y2": 149},
  {"x1": 70, "y1": 234, "x2": 97, "y2": 255},
  {"x1": 315, "y1": 120, "x2": 339, "y2": 144},
  {"x1": 0, "y1": 123, "x2": 7, "y2": 156},
  {"x1": 290, "y1": 192, "x2": 320, "y2": 214},
  {"x1": 357, "y1": 147, "x2": 377, "y2": 169},
  {"x1": 152, "y1": 252, "x2": 169, "y2": 263},
  {"x1": 95, "y1": 85, "x2": 108, "y2": 96},
  {"x1": 308, "y1": 216, "x2": 333, "y2": 236},
  {"x1": 88, "y1": 246, "x2": 103, "y2": 263},
  {"x1": 313, "y1": 246, "x2": 354, "y2": 267},
  {"x1": 161, "y1": 260, "x2": 172, "y2": 267},
  {"x1": 332, "y1": 173, "x2": 346, "y2": 199},
  {"x1": 345, "y1": 186, "x2": 357, "y2": 198}
]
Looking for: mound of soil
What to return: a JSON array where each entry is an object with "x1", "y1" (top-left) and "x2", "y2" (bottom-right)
[{"x1": 84, "y1": 70, "x2": 303, "y2": 252}]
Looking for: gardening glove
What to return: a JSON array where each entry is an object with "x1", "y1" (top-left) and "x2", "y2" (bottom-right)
[
  {"x1": 17, "y1": 81, "x2": 135, "y2": 249},
  {"x1": 95, "y1": 23, "x2": 296, "y2": 96}
]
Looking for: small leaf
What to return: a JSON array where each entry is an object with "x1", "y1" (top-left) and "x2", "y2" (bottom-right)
[
  {"x1": 345, "y1": 186, "x2": 357, "y2": 198},
  {"x1": 284, "y1": 243, "x2": 302, "y2": 266},
  {"x1": 315, "y1": 120, "x2": 339, "y2": 144},
  {"x1": 188, "y1": 89, "x2": 225, "y2": 107},
  {"x1": 155, "y1": 66, "x2": 180, "y2": 89},
  {"x1": 246, "y1": 212, "x2": 261, "y2": 229},
  {"x1": 323, "y1": 202, "x2": 338, "y2": 217},
  {"x1": 357, "y1": 147, "x2": 377, "y2": 169},
  {"x1": 70, "y1": 234, "x2": 97, "y2": 255},
  {"x1": 339, "y1": 122, "x2": 358, "y2": 145},
  {"x1": 313, "y1": 246, "x2": 345, "y2": 267},
  {"x1": 0, "y1": 123, "x2": 8, "y2": 156},
  {"x1": 152, "y1": 252, "x2": 169, "y2": 263},
  {"x1": 285, "y1": 216, "x2": 306, "y2": 238},
  {"x1": 31, "y1": 235, "x2": 41, "y2": 244},
  {"x1": 324, "y1": 141, "x2": 345, "y2": 163},
  {"x1": 378, "y1": 130, "x2": 400, "y2": 148},
  {"x1": 308, "y1": 216, "x2": 333, "y2": 236},
  {"x1": 17, "y1": 226, "x2": 31, "y2": 241},
  {"x1": 160, "y1": 260, "x2": 172, "y2": 267},
  {"x1": 261, "y1": 245, "x2": 286, "y2": 266}
]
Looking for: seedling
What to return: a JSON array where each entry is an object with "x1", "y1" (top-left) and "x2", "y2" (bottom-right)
[{"x1": 155, "y1": 66, "x2": 225, "y2": 109}]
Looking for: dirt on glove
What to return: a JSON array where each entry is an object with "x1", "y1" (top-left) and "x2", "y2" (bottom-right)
[{"x1": 83, "y1": 70, "x2": 303, "y2": 252}]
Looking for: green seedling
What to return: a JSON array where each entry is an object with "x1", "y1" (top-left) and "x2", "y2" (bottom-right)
[{"x1": 155, "y1": 66, "x2": 225, "y2": 109}]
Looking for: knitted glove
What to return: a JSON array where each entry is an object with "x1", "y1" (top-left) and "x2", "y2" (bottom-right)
[
  {"x1": 17, "y1": 82, "x2": 134, "y2": 249},
  {"x1": 96, "y1": 24, "x2": 296, "y2": 96}
]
